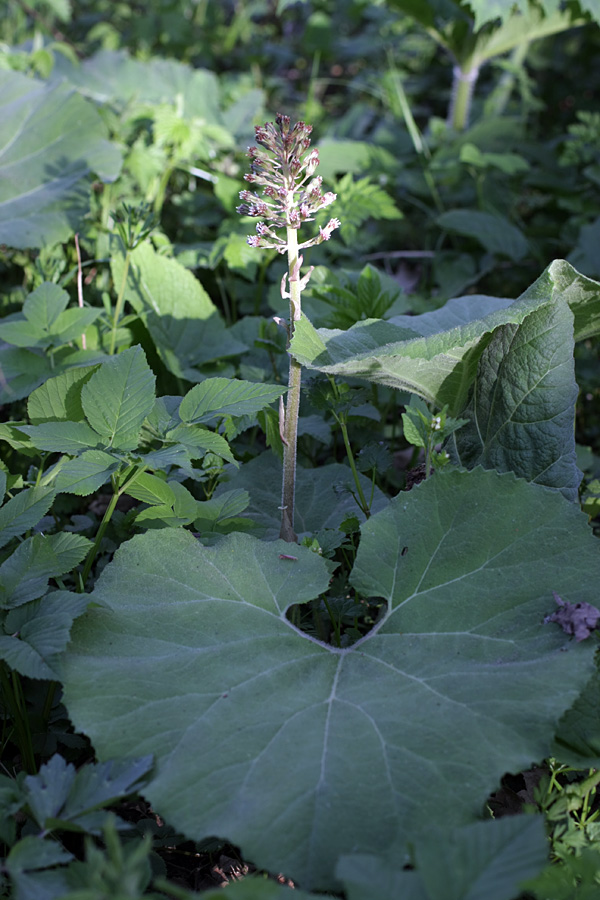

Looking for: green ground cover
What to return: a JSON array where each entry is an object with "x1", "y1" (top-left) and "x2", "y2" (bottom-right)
[{"x1": 3, "y1": 1, "x2": 600, "y2": 897}]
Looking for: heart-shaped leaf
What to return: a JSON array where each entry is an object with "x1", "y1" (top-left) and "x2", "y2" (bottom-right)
[{"x1": 61, "y1": 468, "x2": 598, "y2": 888}]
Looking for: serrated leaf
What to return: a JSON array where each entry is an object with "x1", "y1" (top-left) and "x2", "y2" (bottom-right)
[
  {"x1": 0, "y1": 487, "x2": 57, "y2": 551},
  {"x1": 0, "y1": 70, "x2": 122, "y2": 249},
  {"x1": 20, "y1": 754, "x2": 152, "y2": 832},
  {"x1": 23, "y1": 755, "x2": 76, "y2": 826},
  {"x1": 0, "y1": 532, "x2": 92, "y2": 609},
  {"x1": 20, "y1": 421, "x2": 104, "y2": 453},
  {"x1": 194, "y1": 490, "x2": 250, "y2": 531},
  {"x1": 124, "y1": 473, "x2": 177, "y2": 507},
  {"x1": 333, "y1": 174, "x2": 402, "y2": 245},
  {"x1": 450, "y1": 301, "x2": 580, "y2": 499},
  {"x1": 1, "y1": 591, "x2": 90, "y2": 680},
  {"x1": 60, "y1": 468, "x2": 596, "y2": 889},
  {"x1": 110, "y1": 240, "x2": 245, "y2": 377},
  {"x1": 53, "y1": 450, "x2": 120, "y2": 496},
  {"x1": 6, "y1": 835, "x2": 73, "y2": 873},
  {"x1": 81, "y1": 346, "x2": 156, "y2": 450},
  {"x1": 28, "y1": 366, "x2": 97, "y2": 424},
  {"x1": 166, "y1": 424, "x2": 235, "y2": 464},
  {"x1": 23, "y1": 283, "x2": 69, "y2": 330},
  {"x1": 179, "y1": 378, "x2": 286, "y2": 424}
]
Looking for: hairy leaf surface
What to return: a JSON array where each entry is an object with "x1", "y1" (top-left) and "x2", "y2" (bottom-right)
[
  {"x1": 0, "y1": 70, "x2": 121, "y2": 249},
  {"x1": 290, "y1": 261, "x2": 600, "y2": 412},
  {"x1": 450, "y1": 301, "x2": 580, "y2": 499},
  {"x1": 61, "y1": 469, "x2": 597, "y2": 888}
]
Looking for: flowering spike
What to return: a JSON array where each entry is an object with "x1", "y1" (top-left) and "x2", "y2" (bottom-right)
[{"x1": 237, "y1": 114, "x2": 338, "y2": 252}]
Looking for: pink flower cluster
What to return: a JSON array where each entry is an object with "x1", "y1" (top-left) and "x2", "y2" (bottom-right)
[{"x1": 237, "y1": 114, "x2": 340, "y2": 253}]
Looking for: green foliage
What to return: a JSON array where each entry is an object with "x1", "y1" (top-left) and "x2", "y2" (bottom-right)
[
  {"x1": 0, "y1": 70, "x2": 121, "y2": 249},
  {"x1": 331, "y1": 173, "x2": 403, "y2": 246},
  {"x1": 3, "y1": 2, "x2": 600, "y2": 894},
  {"x1": 60, "y1": 469, "x2": 599, "y2": 889}
]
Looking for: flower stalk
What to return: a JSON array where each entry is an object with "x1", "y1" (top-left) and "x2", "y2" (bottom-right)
[{"x1": 238, "y1": 114, "x2": 340, "y2": 541}]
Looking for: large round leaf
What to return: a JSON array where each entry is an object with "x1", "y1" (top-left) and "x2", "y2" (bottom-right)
[
  {"x1": 60, "y1": 469, "x2": 598, "y2": 890},
  {"x1": 0, "y1": 70, "x2": 121, "y2": 249}
]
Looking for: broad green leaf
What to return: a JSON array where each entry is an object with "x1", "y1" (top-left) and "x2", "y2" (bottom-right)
[
  {"x1": 6, "y1": 835, "x2": 72, "y2": 873},
  {"x1": 123, "y1": 473, "x2": 177, "y2": 507},
  {"x1": 290, "y1": 261, "x2": 600, "y2": 413},
  {"x1": 0, "y1": 70, "x2": 122, "y2": 249},
  {"x1": 465, "y1": 0, "x2": 570, "y2": 31},
  {"x1": 134, "y1": 505, "x2": 190, "y2": 529},
  {"x1": 0, "y1": 321, "x2": 46, "y2": 348},
  {"x1": 166, "y1": 424, "x2": 236, "y2": 464},
  {"x1": 437, "y1": 210, "x2": 528, "y2": 261},
  {"x1": 53, "y1": 450, "x2": 120, "y2": 496},
  {"x1": 110, "y1": 241, "x2": 245, "y2": 378},
  {"x1": 216, "y1": 452, "x2": 387, "y2": 538},
  {"x1": 0, "y1": 533, "x2": 91, "y2": 609},
  {"x1": 1, "y1": 590, "x2": 90, "y2": 680},
  {"x1": 20, "y1": 422, "x2": 105, "y2": 454},
  {"x1": 0, "y1": 471, "x2": 6, "y2": 504},
  {"x1": 553, "y1": 668, "x2": 600, "y2": 767},
  {"x1": 52, "y1": 50, "x2": 223, "y2": 123},
  {"x1": 412, "y1": 816, "x2": 548, "y2": 900},
  {"x1": 0, "y1": 486, "x2": 57, "y2": 551},
  {"x1": 81, "y1": 346, "x2": 156, "y2": 450},
  {"x1": 450, "y1": 302, "x2": 580, "y2": 499},
  {"x1": 0, "y1": 347, "x2": 54, "y2": 403},
  {"x1": 28, "y1": 366, "x2": 97, "y2": 424},
  {"x1": 22, "y1": 754, "x2": 152, "y2": 831},
  {"x1": 339, "y1": 855, "x2": 428, "y2": 900},
  {"x1": 60, "y1": 469, "x2": 597, "y2": 889},
  {"x1": 337, "y1": 815, "x2": 548, "y2": 900},
  {"x1": 179, "y1": 378, "x2": 286, "y2": 424},
  {"x1": 23, "y1": 282, "x2": 69, "y2": 331},
  {"x1": 194, "y1": 490, "x2": 250, "y2": 532}
]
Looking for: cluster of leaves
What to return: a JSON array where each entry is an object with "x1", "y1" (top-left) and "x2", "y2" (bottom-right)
[{"x1": 3, "y1": 1, "x2": 600, "y2": 898}]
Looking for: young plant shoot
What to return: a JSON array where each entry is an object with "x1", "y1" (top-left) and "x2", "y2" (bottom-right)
[{"x1": 237, "y1": 114, "x2": 340, "y2": 541}]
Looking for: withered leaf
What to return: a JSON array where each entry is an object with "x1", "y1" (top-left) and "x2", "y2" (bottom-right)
[{"x1": 544, "y1": 591, "x2": 600, "y2": 642}]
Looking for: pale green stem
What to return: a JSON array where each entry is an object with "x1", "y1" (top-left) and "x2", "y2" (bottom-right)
[
  {"x1": 279, "y1": 226, "x2": 302, "y2": 543},
  {"x1": 78, "y1": 466, "x2": 146, "y2": 588},
  {"x1": 109, "y1": 248, "x2": 131, "y2": 356},
  {"x1": 449, "y1": 63, "x2": 480, "y2": 131},
  {"x1": 337, "y1": 417, "x2": 370, "y2": 518}
]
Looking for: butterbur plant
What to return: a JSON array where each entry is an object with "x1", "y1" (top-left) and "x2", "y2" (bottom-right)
[{"x1": 237, "y1": 114, "x2": 340, "y2": 541}]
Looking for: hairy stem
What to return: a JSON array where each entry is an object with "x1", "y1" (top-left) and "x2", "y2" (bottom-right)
[{"x1": 280, "y1": 226, "x2": 302, "y2": 542}]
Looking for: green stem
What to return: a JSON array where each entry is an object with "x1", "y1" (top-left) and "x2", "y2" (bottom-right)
[
  {"x1": 448, "y1": 62, "x2": 480, "y2": 131},
  {"x1": 78, "y1": 465, "x2": 149, "y2": 589},
  {"x1": 79, "y1": 489, "x2": 121, "y2": 589},
  {"x1": 280, "y1": 226, "x2": 302, "y2": 543},
  {"x1": 338, "y1": 418, "x2": 370, "y2": 517},
  {"x1": 109, "y1": 247, "x2": 131, "y2": 356},
  {"x1": 154, "y1": 163, "x2": 175, "y2": 215}
]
